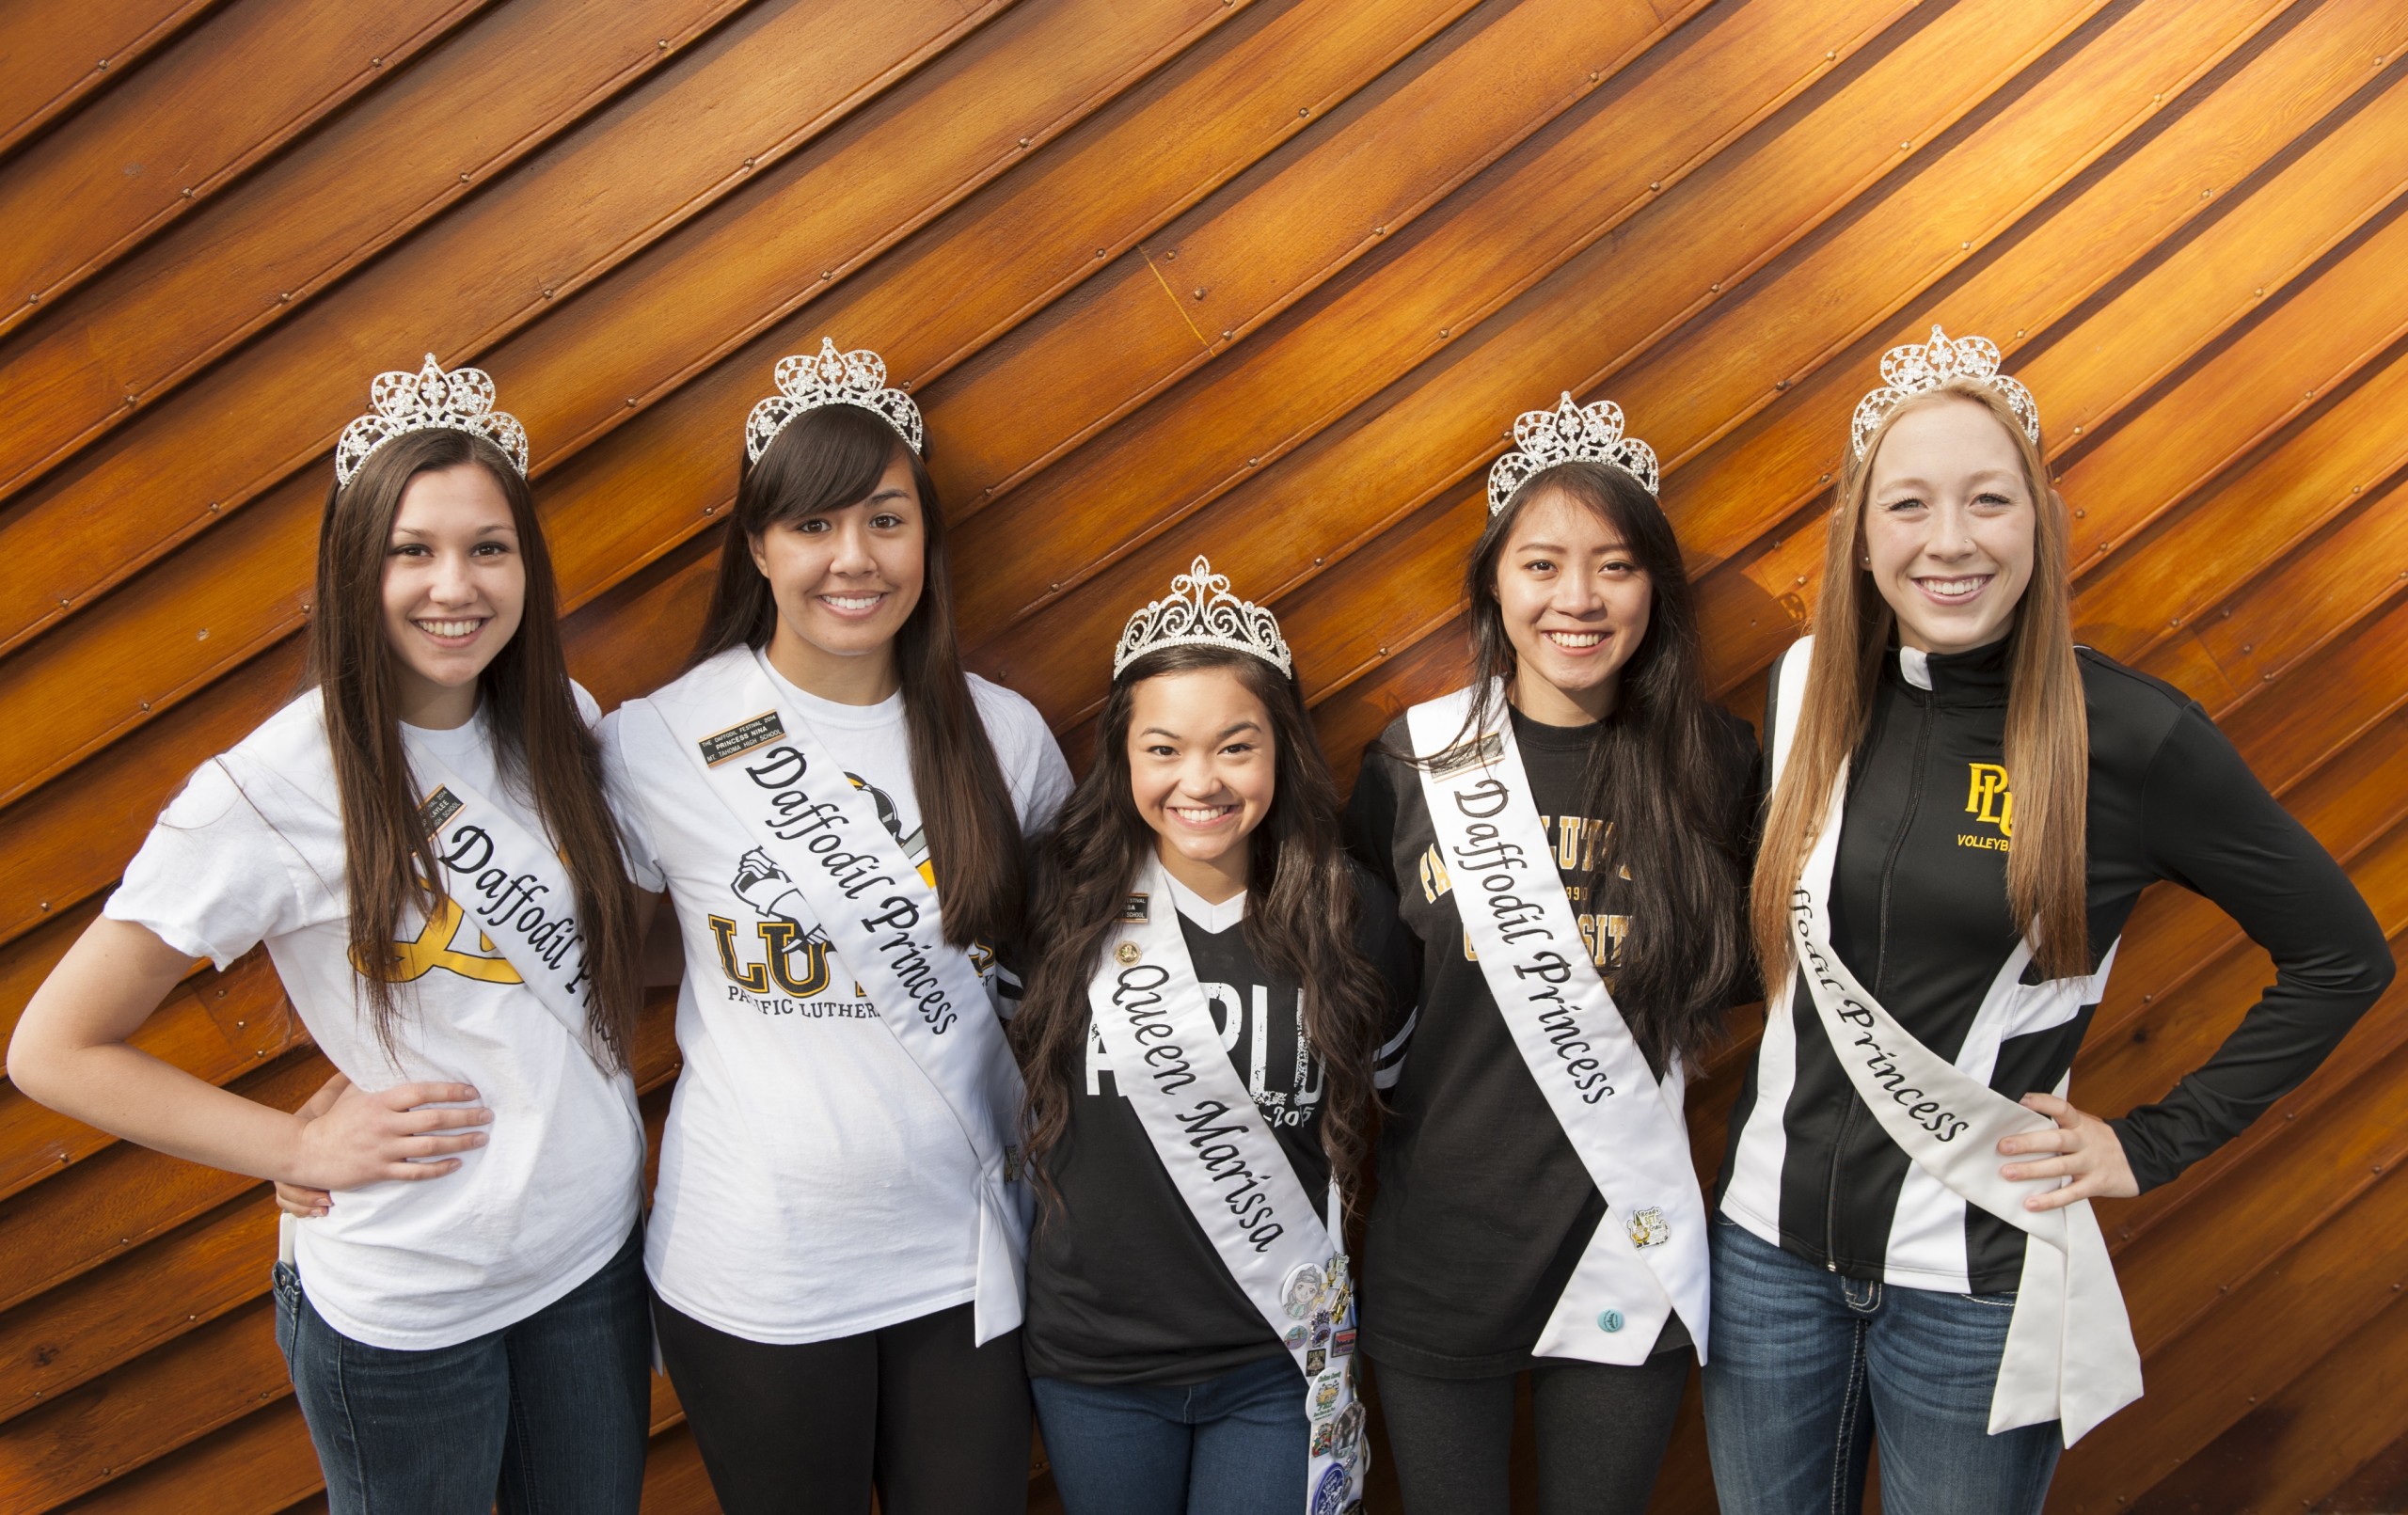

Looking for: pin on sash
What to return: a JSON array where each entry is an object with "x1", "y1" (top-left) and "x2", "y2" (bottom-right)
[{"x1": 696, "y1": 711, "x2": 786, "y2": 766}]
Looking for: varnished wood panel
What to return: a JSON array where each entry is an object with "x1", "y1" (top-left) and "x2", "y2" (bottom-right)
[{"x1": 4, "y1": 0, "x2": 2404, "y2": 1508}]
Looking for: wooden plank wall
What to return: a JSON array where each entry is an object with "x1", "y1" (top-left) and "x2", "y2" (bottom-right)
[{"x1": 1, "y1": 1, "x2": 2402, "y2": 1509}]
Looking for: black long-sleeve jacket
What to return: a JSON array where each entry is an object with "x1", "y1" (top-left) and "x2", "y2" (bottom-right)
[{"x1": 1717, "y1": 637, "x2": 2393, "y2": 1294}]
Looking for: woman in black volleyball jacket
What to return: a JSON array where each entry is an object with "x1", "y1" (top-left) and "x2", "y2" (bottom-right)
[
  {"x1": 1012, "y1": 560, "x2": 1412, "y2": 1515},
  {"x1": 1706, "y1": 328, "x2": 2392, "y2": 1514},
  {"x1": 1344, "y1": 397, "x2": 1757, "y2": 1515}
]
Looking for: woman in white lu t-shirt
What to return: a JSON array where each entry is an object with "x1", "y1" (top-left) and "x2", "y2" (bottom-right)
[
  {"x1": 602, "y1": 342, "x2": 1069, "y2": 1515},
  {"x1": 7, "y1": 365, "x2": 654, "y2": 1515}
]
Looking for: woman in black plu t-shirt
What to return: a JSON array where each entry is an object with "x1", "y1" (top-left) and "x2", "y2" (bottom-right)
[
  {"x1": 1012, "y1": 560, "x2": 1415, "y2": 1514},
  {"x1": 1344, "y1": 402, "x2": 1758, "y2": 1515}
]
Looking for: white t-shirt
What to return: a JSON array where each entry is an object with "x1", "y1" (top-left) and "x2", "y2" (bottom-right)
[
  {"x1": 603, "y1": 656, "x2": 1071, "y2": 1344},
  {"x1": 104, "y1": 689, "x2": 645, "y2": 1350}
]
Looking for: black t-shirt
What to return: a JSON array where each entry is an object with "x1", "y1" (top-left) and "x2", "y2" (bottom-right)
[
  {"x1": 1343, "y1": 699, "x2": 1758, "y2": 1377},
  {"x1": 1021, "y1": 863, "x2": 1417, "y2": 1385}
]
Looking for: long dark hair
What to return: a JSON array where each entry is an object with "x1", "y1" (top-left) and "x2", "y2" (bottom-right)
[
  {"x1": 688, "y1": 402, "x2": 1025, "y2": 950},
  {"x1": 1451, "y1": 459, "x2": 1750, "y2": 1068},
  {"x1": 1012, "y1": 645, "x2": 1391, "y2": 1213},
  {"x1": 307, "y1": 428, "x2": 645, "y2": 1069}
]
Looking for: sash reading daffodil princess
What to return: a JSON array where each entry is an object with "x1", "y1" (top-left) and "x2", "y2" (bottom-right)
[
  {"x1": 1009, "y1": 560, "x2": 1415, "y2": 1515},
  {"x1": 8, "y1": 358, "x2": 655, "y2": 1515},
  {"x1": 1341, "y1": 396, "x2": 1759, "y2": 1515},
  {"x1": 1703, "y1": 327, "x2": 2392, "y2": 1514},
  {"x1": 596, "y1": 339, "x2": 1071, "y2": 1515}
]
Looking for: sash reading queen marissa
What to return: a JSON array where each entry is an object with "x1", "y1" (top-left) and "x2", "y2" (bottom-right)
[
  {"x1": 1405, "y1": 687, "x2": 1708, "y2": 1365},
  {"x1": 1766, "y1": 639, "x2": 2141, "y2": 1444},
  {"x1": 677, "y1": 649, "x2": 1031, "y2": 1346},
  {"x1": 1088, "y1": 856, "x2": 1364, "y2": 1515}
]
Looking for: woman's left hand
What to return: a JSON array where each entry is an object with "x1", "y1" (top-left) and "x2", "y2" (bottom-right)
[{"x1": 1997, "y1": 1092, "x2": 2139, "y2": 1210}]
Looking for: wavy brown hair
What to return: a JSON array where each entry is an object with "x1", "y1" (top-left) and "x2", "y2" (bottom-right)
[
  {"x1": 688, "y1": 402, "x2": 1027, "y2": 950},
  {"x1": 1751, "y1": 381, "x2": 2088, "y2": 982},
  {"x1": 309, "y1": 428, "x2": 645, "y2": 1068},
  {"x1": 1433, "y1": 459, "x2": 1751, "y2": 1069},
  {"x1": 1012, "y1": 645, "x2": 1391, "y2": 1216}
]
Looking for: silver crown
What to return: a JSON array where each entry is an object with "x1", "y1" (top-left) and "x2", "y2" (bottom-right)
[
  {"x1": 1113, "y1": 557, "x2": 1293, "y2": 678},
  {"x1": 745, "y1": 338, "x2": 925, "y2": 464},
  {"x1": 1851, "y1": 325, "x2": 2039, "y2": 459},
  {"x1": 334, "y1": 355, "x2": 529, "y2": 488},
  {"x1": 1487, "y1": 393, "x2": 1659, "y2": 513}
]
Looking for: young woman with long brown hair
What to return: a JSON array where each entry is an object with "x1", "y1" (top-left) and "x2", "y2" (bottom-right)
[
  {"x1": 1009, "y1": 560, "x2": 1413, "y2": 1515},
  {"x1": 1705, "y1": 328, "x2": 2393, "y2": 1513},
  {"x1": 1343, "y1": 396, "x2": 1759, "y2": 1515},
  {"x1": 8, "y1": 358, "x2": 654, "y2": 1513},
  {"x1": 597, "y1": 339, "x2": 1070, "y2": 1514}
]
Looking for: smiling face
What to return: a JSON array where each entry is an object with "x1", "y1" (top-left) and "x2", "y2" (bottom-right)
[
  {"x1": 749, "y1": 448, "x2": 927, "y2": 702},
  {"x1": 1861, "y1": 395, "x2": 2036, "y2": 655},
  {"x1": 1494, "y1": 485, "x2": 1655, "y2": 725},
  {"x1": 379, "y1": 461, "x2": 526, "y2": 729},
  {"x1": 1125, "y1": 665, "x2": 1278, "y2": 902}
]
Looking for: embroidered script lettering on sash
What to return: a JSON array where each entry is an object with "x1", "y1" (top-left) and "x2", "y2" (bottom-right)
[
  {"x1": 736, "y1": 744, "x2": 954, "y2": 1034},
  {"x1": 1175, "y1": 1097, "x2": 1287, "y2": 1252},
  {"x1": 1789, "y1": 886, "x2": 1970, "y2": 1142},
  {"x1": 1443, "y1": 778, "x2": 1614, "y2": 1103},
  {"x1": 433, "y1": 819, "x2": 589, "y2": 994}
]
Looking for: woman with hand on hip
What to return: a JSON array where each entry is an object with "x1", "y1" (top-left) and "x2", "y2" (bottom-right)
[
  {"x1": 599, "y1": 339, "x2": 1071, "y2": 1515},
  {"x1": 1706, "y1": 327, "x2": 2393, "y2": 1513},
  {"x1": 8, "y1": 358, "x2": 654, "y2": 1513},
  {"x1": 1011, "y1": 559, "x2": 1415, "y2": 1515},
  {"x1": 1344, "y1": 397, "x2": 1759, "y2": 1515}
]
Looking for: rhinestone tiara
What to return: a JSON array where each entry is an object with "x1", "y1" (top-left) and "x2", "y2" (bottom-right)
[
  {"x1": 1487, "y1": 393, "x2": 1659, "y2": 513},
  {"x1": 745, "y1": 338, "x2": 925, "y2": 464},
  {"x1": 1113, "y1": 557, "x2": 1293, "y2": 678},
  {"x1": 1851, "y1": 325, "x2": 2039, "y2": 459},
  {"x1": 334, "y1": 355, "x2": 529, "y2": 488}
]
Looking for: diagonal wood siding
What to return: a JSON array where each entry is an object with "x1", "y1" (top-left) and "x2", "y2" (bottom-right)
[{"x1": 2, "y1": 1, "x2": 2403, "y2": 1509}]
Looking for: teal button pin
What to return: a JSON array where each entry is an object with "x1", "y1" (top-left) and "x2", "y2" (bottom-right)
[{"x1": 1597, "y1": 1309, "x2": 1624, "y2": 1333}]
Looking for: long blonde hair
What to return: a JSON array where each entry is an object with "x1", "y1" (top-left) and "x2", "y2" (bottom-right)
[{"x1": 1750, "y1": 381, "x2": 2090, "y2": 983}]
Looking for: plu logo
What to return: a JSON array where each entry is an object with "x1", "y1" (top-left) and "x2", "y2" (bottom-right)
[{"x1": 1960, "y1": 763, "x2": 2013, "y2": 852}]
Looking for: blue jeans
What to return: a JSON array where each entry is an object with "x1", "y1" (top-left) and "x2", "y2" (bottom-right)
[
  {"x1": 273, "y1": 1226, "x2": 651, "y2": 1515},
  {"x1": 1034, "y1": 1353, "x2": 1307, "y2": 1515},
  {"x1": 1701, "y1": 1217, "x2": 2060, "y2": 1515}
]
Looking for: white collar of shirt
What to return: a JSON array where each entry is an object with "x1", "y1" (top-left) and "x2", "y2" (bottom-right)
[
  {"x1": 763, "y1": 657, "x2": 909, "y2": 730},
  {"x1": 1163, "y1": 868, "x2": 1246, "y2": 935},
  {"x1": 404, "y1": 705, "x2": 490, "y2": 759},
  {"x1": 1897, "y1": 645, "x2": 1934, "y2": 690}
]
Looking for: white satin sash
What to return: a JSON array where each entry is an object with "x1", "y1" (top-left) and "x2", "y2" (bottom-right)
[
  {"x1": 1767, "y1": 639, "x2": 2141, "y2": 1444},
  {"x1": 674, "y1": 649, "x2": 1031, "y2": 1344},
  {"x1": 233, "y1": 721, "x2": 623, "y2": 1082},
  {"x1": 1405, "y1": 687, "x2": 1709, "y2": 1365},
  {"x1": 399, "y1": 733, "x2": 621, "y2": 1080},
  {"x1": 1087, "y1": 857, "x2": 1365, "y2": 1512}
]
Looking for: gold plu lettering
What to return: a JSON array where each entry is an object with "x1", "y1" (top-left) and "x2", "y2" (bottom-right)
[
  {"x1": 1965, "y1": 763, "x2": 2014, "y2": 838},
  {"x1": 1419, "y1": 844, "x2": 1453, "y2": 904},
  {"x1": 357, "y1": 896, "x2": 523, "y2": 986},
  {"x1": 1552, "y1": 814, "x2": 1579, "y2": 872}
]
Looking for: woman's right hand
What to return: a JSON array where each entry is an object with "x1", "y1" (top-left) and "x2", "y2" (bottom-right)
[
  {"x1": 275, "y1": 1071, "x2": 348, "y2": 1217},
  {"x1": 287, "y1": 1079, "x2": 492, "y2": 1191}
]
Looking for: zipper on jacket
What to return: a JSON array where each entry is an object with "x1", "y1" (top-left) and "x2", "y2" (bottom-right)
[{"x1": 1821, "y1": 683, "x2": 1935, "y2": 1271}]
